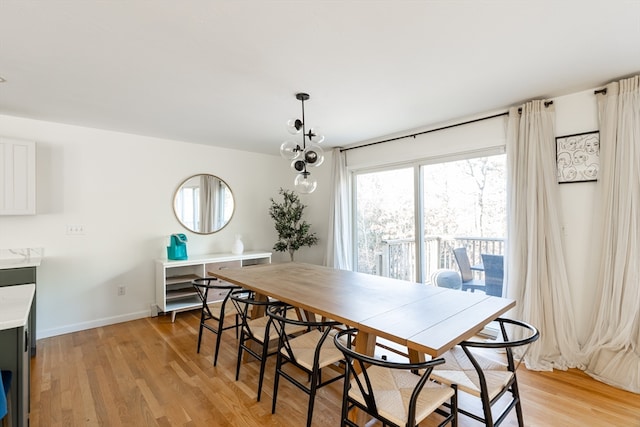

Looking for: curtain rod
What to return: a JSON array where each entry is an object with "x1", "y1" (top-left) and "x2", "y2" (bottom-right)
[
  {"x1": 340, "y1": 101, "x2": 553, "y2": 153},
  {"x1": 594, "y1": 88, "x2": 607, "y2": 95}
]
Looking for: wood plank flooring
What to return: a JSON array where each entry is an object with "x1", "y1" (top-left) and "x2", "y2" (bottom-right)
[{"x1": 29, "y1": 312, "x2": 640, "y2": 426}]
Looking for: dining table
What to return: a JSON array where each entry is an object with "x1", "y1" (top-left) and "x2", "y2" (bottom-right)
[{"x1": 209, "y1": 262, "x2": 515, "y2": 362}]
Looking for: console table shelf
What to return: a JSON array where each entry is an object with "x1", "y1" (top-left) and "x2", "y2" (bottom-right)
[{"x1": 155, "y1": 251, "x2": 271, "y2": 321}]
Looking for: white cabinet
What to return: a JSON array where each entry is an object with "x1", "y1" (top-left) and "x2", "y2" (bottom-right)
[
  {"x1": 0, "y1": 137, "x2": 36, "y2": 215},
  {"x1": 154, "y1": 251, "x2": 271, "y2": 320}
]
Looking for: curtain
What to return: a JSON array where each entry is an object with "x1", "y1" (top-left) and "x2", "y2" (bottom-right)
[
  {"x1": 199, "y1": 175, "x2": 214, "y2": 233},
  {"x1": 325, "y1": 148, "x2": 352, "y2": 269},
  {"x1": 582, "y1": 75, "x2": 640, "y2": 393},
  {"x1": 506, "y1": 101, "x2": 585, "y2": 370}
]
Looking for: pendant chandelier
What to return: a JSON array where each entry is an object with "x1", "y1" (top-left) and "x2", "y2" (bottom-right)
[{"x1": 280, "y1": 92, "x2": 325, "y2": 194}]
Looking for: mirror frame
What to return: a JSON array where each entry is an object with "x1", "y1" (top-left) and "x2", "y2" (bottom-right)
[{"x1": 172, "y1": 173, "x2": 235, "y2": 235}]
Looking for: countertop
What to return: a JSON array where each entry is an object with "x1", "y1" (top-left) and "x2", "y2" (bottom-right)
[
  {"x1": 0, "y1": 258, "x2": 42, "y2": 269},
  {"x1": 0, "y1": 283, "x2": 35, "y2": 330},
  {"x1": 0, "y1": 248, "x2": 43, "y2": 270}
]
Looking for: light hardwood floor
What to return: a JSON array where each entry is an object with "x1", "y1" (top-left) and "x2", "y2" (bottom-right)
[{"x1": 30, "y1": 312, "x2": 640, "y2": 426}]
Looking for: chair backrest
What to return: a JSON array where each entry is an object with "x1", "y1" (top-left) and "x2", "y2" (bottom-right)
[
  {"x1": 430, "y1": 269, "x2": 462, "y2": 290},
  {"x1": 461, "y1": 317, "x2": 539, "y2": 372},
  {"x1": 333, "y1": 328, "x2": 451, "y2": 427},
  {"x1": 229, "y1": 289, "x2": 273, "y2": 340},
  {"x1": 481, "y1": 254, "x2": 504, "y2": 297},
  {"x1": 267, "y1": 303, "x2": 341, "y2": 365},
  {"x1": 452, "y1": 247, "x2": 474, "y2": 282},
  {"x1": 191, "y1": 277, "x2": 239, "y2": 302}
]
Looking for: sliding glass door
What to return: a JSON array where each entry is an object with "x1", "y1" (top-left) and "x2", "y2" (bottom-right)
[
  {"x1": 354, "y1": 152, "x2": 506, "y2": 284},
  {"x1": 422, "y1": 155, "x2": 506, "y2": 281},
  {"x1": 355, "y1": 167, "x2": 415, "y2": 280}
]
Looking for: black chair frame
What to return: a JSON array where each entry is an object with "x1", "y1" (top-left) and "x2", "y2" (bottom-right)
[
  {"x1": 452, "y1": 318, "x2": 539, "y2": 427},
  {"x1": 334, "y1": 329, "x2": 457, "y2": 427},
  {"x1": 267, "y1": 303, "x2": 346, "y2": 427},
  {"x1": 191, "y1": 278, "x2": 241, "y2": 366},
  {"x1": 228, "y1": 289, "x2": 290, "y2": 401}
]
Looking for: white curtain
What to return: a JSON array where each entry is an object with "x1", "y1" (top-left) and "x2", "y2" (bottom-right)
[
  {"x1": 506, "y1": 101, "x2": 585, "y2": 370},
  {"x1": 325, "y1": 148, "x2": 352, "y2": 269},
  {"x1": 582, "y1": 75, "x2": 640, "y2": 393},
  {"x1": 200, "y1": 175, "x2": 214, "y2": 233}
]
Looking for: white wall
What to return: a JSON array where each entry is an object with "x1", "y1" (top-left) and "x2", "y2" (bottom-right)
[
  {"x1": 0, "y1": 114, "x2": 333, "y2": 339},
  {"x1": 553, "y1": 89, "x2": 600, "y2": 343}
]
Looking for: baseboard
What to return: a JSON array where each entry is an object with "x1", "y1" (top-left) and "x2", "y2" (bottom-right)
[{"x1": 36, "y1": 309, "x2": 151, "y2": 340}]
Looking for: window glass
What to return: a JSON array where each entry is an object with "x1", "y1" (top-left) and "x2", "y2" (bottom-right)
[
  {"x1": 355, "y1": 167, "x2": 415, "y2": 280},
  {"x1": 354, "y1": 153, "x2": 506, "y2": 284}
]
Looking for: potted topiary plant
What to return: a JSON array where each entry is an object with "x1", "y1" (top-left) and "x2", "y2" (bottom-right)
[{"x1": 269, "y1": 188, "x2": 318, "y2": 261}]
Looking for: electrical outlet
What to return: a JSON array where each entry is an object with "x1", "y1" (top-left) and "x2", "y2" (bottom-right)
[
  {"x1": 117, "y1": 286, "x2": 126, "y2": 296},
  {"x1": 66, "y1": 224, "x2": 85, "y2": 235}
]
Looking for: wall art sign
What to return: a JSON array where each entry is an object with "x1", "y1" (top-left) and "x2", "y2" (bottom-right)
[{"x1": 556, "y1": 130, "x2": 599, "y2": 183}]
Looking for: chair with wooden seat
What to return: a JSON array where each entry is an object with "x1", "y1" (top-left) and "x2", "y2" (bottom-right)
[
  {"x1": 452, "y1": 247, "x2": 486, "y2": 292},
  {"x1": 229, "y1": 290, "x2": 306, "y2": 401},
  {"x1": 430, "y1": 318, "x2": 539, "y2": 427},
  {"x1": 333, "y1": 328, "x2": 457, "y2": 427},
  {"x1": 480, "y1": 254, "x2": 504, "y2": 297},
  {"x1": 191, "y1": 278, "x2": 241, "y2": 366},
  {"x1": 267, "y1": 303, "x2": 346, "y2": 427}
]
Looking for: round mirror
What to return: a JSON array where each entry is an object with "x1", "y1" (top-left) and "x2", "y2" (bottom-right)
[{"x1": 173, "y1": 174, "x2": 235, "y2": 234}]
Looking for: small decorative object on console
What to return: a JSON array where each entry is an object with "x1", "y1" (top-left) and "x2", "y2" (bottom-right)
[
  {"x1": 167, "y1": 233, "x2": 188, "y2": 260},
  {"x1": 231, "y1": 234, "x2": 244, "y2": 255}
]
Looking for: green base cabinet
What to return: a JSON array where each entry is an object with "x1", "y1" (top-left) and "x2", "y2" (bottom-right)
[{"x1": 0, "y1": 266, "x2": 36, "y2": 355}]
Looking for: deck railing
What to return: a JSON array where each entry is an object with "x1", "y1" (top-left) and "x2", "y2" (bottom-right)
[{"x1": 376, "y1": 236, "x2": 505, "y2": 282}]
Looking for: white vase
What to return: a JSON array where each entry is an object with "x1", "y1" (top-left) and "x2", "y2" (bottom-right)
[{"x1": 231, "y1": 234, "x2": 244, "y2": 255}]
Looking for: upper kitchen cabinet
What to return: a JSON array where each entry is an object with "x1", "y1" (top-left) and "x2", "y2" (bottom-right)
[{"x1": 0, "y1": 137, "x2": 36, "y2": 215}]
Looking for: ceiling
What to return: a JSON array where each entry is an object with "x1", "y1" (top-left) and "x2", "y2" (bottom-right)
[{"x1": 1, "y1": 1, "x2": 639, "y2": 155}]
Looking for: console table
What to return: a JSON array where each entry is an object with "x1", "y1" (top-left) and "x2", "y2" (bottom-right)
[{"x1": 154, "y1": 251, "x2": 271, "y2": 321}]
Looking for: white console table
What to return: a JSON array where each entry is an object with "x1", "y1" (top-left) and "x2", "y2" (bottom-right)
[{"x1": 154, "y1": 251, "x2": 271, "y2": 321}]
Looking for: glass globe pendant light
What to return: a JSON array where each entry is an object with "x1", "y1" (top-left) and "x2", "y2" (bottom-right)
[
  {"x1": 281, "y1": 92, "x2": 325, "y2": 193},
  {"x1": 294, "y1": 171, "x2": 318, "y2": 194}
]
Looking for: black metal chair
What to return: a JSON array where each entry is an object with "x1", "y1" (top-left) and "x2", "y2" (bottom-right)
[
  {"x1": 267, "y1": 303, "x2": 346, "y2": 427},
  {"x1": 333, "y1": 328, "x2": 457, "y2": 427},
  {"x1": 452, "y1": 247, "x2": 486, "y2": 292},
  {"x1": 430, "y1": 318, "x2": 540, "y2": 427},
  {"x1": 191, "y1": 278, "x2": 241, "y2": 366},
  {"x1": 228, "y1": 290, "x2": 306, "y2": 401}
]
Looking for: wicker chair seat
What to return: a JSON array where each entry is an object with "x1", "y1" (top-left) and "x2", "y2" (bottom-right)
[
  {"x1": 432, "y1": 346, "x2": 513, "y2": 400},
  {"x1": 350, "y1": 365, "x2": 454, "y2": 426},
  {"x1": 247, "y1": 315, "x2": 306, "y2": 342},
  {"x1": 282, "y1": 328, "x2": 343, "y2": 371}
]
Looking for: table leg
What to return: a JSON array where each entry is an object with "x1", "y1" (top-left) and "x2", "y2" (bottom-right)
[{"x1": 408, "y1": 348, "x2": 425, "y2": 363}]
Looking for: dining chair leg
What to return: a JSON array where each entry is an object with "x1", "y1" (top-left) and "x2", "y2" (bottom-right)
[
  {"x1": 256, "y1": 335, "x2": 270, "y2": 402},
  {"x1": 306, "y1": 368, "x2": 320, "y2": 427},
  {"x1": 235, "y1": 331, "x2": 245, "y2": 381},
  {"x1": 213, "y1": 309, "x2": 225, "y2": 366},
  {"x1": 271, "y1": 355, "x2": 282, "y2": 414},
  {"x1": 235, "y1": 314, "x2": 240, "y2": 339},
  {"x1": 196, "y1": 319, "x2": 205, "y2": 353},
  {"x1": 196, "y1": 289, "x2": 208, "y2": 354},
  {"x1": 512, "y1": 381, "x2": 524, "y2": 427},
  {"x1": 481, "y1": 391, "x2": 494, "y2": 426}
]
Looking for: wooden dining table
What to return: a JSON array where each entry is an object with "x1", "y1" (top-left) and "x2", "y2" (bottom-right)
[{"x1": 209, "y1": 262, "x2": 515, "y2": 361}]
